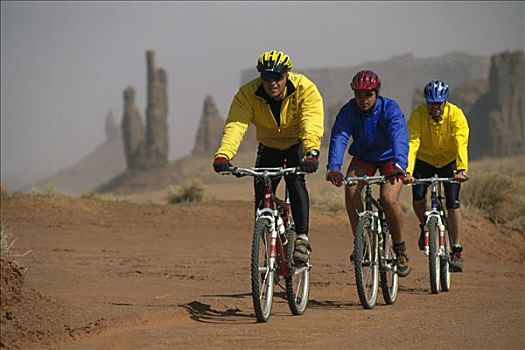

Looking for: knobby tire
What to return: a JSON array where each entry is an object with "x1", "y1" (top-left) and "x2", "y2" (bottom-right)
[
  {"x1": 379, "y1": 221, "x2": 398, "y2": 304},
  {"x1": 285, "y1": 228, "x2": 310, "y2": 315},
  {"x1": 353, "y1": 217, "x2": 379, "y2": 309},
  {"x1": 440, "y1": 216, "x2": 451, "y2": 292},
  {"x1": 251, "y1": 218, "x2": 274, "y2": 322},
  {"x1": 428, "y1": 216, "x2": 441, "y2": 294}
]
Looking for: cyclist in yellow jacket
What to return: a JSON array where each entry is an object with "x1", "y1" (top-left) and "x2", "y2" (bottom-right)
[
  {"x1": 213, "y1": 50, "x2": 324, "y2": 265},
  {"x1": 406, "y1": 80, "x2": 470, "y2": 272}
]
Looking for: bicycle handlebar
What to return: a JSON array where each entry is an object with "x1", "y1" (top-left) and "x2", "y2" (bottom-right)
[
  {"x1": 220, "y1": 166, "x2": 305, "y2": 177},
  {"x1": 343, "y1": 175, "x2": 388, "y2": 186},
  {"x1": 412, "y1": 177, "x2": 458, "y2": 184}
]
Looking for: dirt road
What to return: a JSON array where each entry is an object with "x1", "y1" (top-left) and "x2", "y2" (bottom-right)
[{"x1": 1, "y1": 194, "x2": 524, "y2": 349}]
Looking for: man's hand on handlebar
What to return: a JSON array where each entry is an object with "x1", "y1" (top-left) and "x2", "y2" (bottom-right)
[
  {"x1": 385, "y1": 163, "x2": 407, "y2": 184},
  {"x1": 300, "y1": 150, "x2": 320, "y2": 173},
  {"x1": 454, "y1": 170, "x2": 470, "y2": 183},
  {"x1": 213, "y1": 156, "x2": 232, "y2": 173},
  {"x1": 326, "y1": 170, "x2": 344, "y2": 187}
]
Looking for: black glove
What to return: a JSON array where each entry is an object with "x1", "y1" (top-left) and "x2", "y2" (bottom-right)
[
  {"x1": 326, "y1": 170, "x2": 344, "y2": 187},
  {"x1": 300, "y1": 150, "x2": 320, "y2": 173},
  {"x1": 213, "y1": 157, "x2": 231, "y2": 173}
]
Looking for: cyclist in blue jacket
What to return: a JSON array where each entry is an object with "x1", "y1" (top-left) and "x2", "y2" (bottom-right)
[{"x1": 325, "y1": 70, "x2": 411, "y2": 277}]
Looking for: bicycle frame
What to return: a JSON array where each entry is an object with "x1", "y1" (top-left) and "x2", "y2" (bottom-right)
[
  {"x1": 221, "y1": 166, "x2": 310, "y2": 321},
  {"x1": 345, "y1": 175, "x2": 387, "y2": 253},
  {"x1": 235, "y1": 167, "x2": 297, "y2": 277},
  {"x1": 413, "y1": 175, "x2": 456, "y2": 294},
  {"x1": 414, "y1": 176, "x2": 454, "y2": 256},
  {"x1": 344, "y1": 175, "x2": 399, "y2": 308}
]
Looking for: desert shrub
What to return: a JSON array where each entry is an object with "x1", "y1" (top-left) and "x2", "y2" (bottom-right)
[
  {"x1": 31, "y1": 183, "x2": 58, "y2": 197},
  {"x1": 461, "y1": 171, "x2": 525, "y2": 232},
  {"x1": 81, "y1": 191, "x2": 122, "y2": 202},
  {"x1": 1, "y1": 225, "x2": 15, "y2": 258},
  {"x1": 1, "y1": 226, "x2": 32, "y2": 258},
  {"x1": 166, "y1": 179, "x2": 206, "y2": 204}
]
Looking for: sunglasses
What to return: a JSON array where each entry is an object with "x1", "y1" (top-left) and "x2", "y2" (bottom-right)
[{"x1": 261, "y1": 72, "x2": 285, "y2": 82}]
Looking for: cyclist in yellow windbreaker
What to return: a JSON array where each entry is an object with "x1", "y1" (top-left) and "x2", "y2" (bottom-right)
[
  {"x1": 406, "y1": 80, "x2": 470, "y2": 272},
  {"x1": 213, "y1": 50, "x2": 324, "y2": 265}
]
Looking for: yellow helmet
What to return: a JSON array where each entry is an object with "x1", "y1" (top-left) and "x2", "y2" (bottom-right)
[{"x1": 256, "y1": 50, "x2": 292, "y2": 74}]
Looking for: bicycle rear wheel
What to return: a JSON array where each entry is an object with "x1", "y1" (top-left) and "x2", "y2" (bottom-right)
[
  {"x1": 353, "y1": 217, "x2": 379, "y2": 309},
  {"x1": 379, "y1": 222, "x2": 398, "y2": 304},
  {"x1": 285, "y1": 228, "x2": 310, "y2": 315},
  {"x1": 427, "y1": 216, "x2": 440, "y2": 294},
  {"x1": 251, "y1": 217, "x2": 274, "y2": 322},
  {"x1": 440, "y1": 218, "x2": 451, "y2": 292}
]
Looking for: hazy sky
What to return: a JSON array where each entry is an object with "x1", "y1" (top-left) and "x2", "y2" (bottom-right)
[{"x1": 1, "y1": 1, "x2": 524, "y2": 188}]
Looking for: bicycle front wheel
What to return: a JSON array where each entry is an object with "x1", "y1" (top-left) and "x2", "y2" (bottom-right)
[
  {"x1": 353, "y1": 217, "x2": 379, "y2": 309},
  {"x1": 428, "y1": 216, "x2": 441, "y2": 294},
  {"x1": 440, "y1": 219, "x2": 451, "y2": 292},
  {"x1": 379, "y1": 222, "x2": 398, "y2": 304},
  {"x1": 251, "y1": 217, "x2": 275, "y2": 322},
  {"x1": 285, "y1": 229, "x2": 310, "y2": 315}
]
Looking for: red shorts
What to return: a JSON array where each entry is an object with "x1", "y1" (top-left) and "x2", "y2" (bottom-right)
[{"x1": 348, "y1": 157, "x2": 396, "y2": 176}]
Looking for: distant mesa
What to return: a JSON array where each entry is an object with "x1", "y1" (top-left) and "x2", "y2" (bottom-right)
[{"x1": 28, "y1": 109, "x2": 126, "y2": 196}]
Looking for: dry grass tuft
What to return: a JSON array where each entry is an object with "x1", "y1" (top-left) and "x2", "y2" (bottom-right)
[
  {"x1": 461, "y1": 171, "x2": 525, "y2": 233},
  {"x1": 31, "y1": 183, "x2": 59, "y2": 197},
  {"x1": 310, "y1": 185, "x2": 345, "y2": 215},
  {"x1": 80, "y1": 191, "x2": 125, "y2": 202},
  {"x1": 1, "y1": 225, "x2": 15, "y2": 258},
  {"x1": 166, "y1": 179, "x2": 207, "y2": 204}
]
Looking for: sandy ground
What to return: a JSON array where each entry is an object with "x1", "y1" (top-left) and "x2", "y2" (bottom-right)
[{"x1": 1, "y1": 188, "x2": 525, "y2": 349}]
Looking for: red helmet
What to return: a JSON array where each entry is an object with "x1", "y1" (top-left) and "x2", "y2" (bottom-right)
[{"x1": 350, "y1": 70, "x2": 381, "y2": 91}]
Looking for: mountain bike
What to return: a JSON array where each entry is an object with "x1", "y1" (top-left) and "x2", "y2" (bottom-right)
[
  {"x1": 222, "y1": 166, "x2": 310, "y2": 322},
  {"x1": 412, "y1": 176, "x2": 456, "y2": 294},
  {"x1": 343, "y1": 175, "x2": 399, "y2": 309}
]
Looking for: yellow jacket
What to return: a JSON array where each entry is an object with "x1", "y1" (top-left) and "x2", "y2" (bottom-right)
[
  {"x1": 407, "y1": 102, "x2": 469, "y2": 174},
  {"x1": 214, "y1": 72, "x2": 324, "y2": 160}
]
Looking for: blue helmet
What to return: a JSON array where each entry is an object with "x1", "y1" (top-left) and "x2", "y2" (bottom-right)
[{"x1": 424, "y1": 80, "x2": 449, "y2": 103}]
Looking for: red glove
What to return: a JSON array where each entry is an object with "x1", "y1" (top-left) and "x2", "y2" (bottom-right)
[
  {"x1": 213, "y1": 157, "x2": 231, "y2": 173},
  {"x1": 300, "y1": 150, "x2": 320, "y2": 173}
]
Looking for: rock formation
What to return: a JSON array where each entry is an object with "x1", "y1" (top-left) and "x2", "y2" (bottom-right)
[
  {"x1": 144, "y1": 51, "x2": 169, "y2": 167},
  {"x1": 192, "y1": 95, "x2": 258, "y2": 156},
  {"x1": 122, "y1": 87, "x2": 146, "y2": 169},
  {"x1": 192, "y1": 95, "x2": 226, "y2": 155},
  {"x1": 105, "y1": 109, "x2": 120, "y2": 140},
  {"x1": 486, "y1": 50, "x2": 525, "y2": 157},
  {"x1": 122, "y1": 50, "x2": 169, "y2": 170}
]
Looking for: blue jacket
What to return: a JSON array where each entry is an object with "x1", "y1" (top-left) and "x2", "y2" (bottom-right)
[{"x1": 326, "y1": 96, "x2": 408, "y2": 171}]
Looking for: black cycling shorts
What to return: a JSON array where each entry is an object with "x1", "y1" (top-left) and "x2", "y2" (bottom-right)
[
  {"x1": 412, "y1": 159, "x2": 461, "y2": 209},
  {"x1": 254, "y1": 143, "x2": 310, "y2": 235}
]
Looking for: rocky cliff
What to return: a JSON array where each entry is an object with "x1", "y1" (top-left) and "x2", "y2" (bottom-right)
[
  {"x1": 486, "y1": 50, "x2": 525, "y2": 157},
  {"x1": 446, "y1": 50, "x2": 524, "y2": 159}
]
